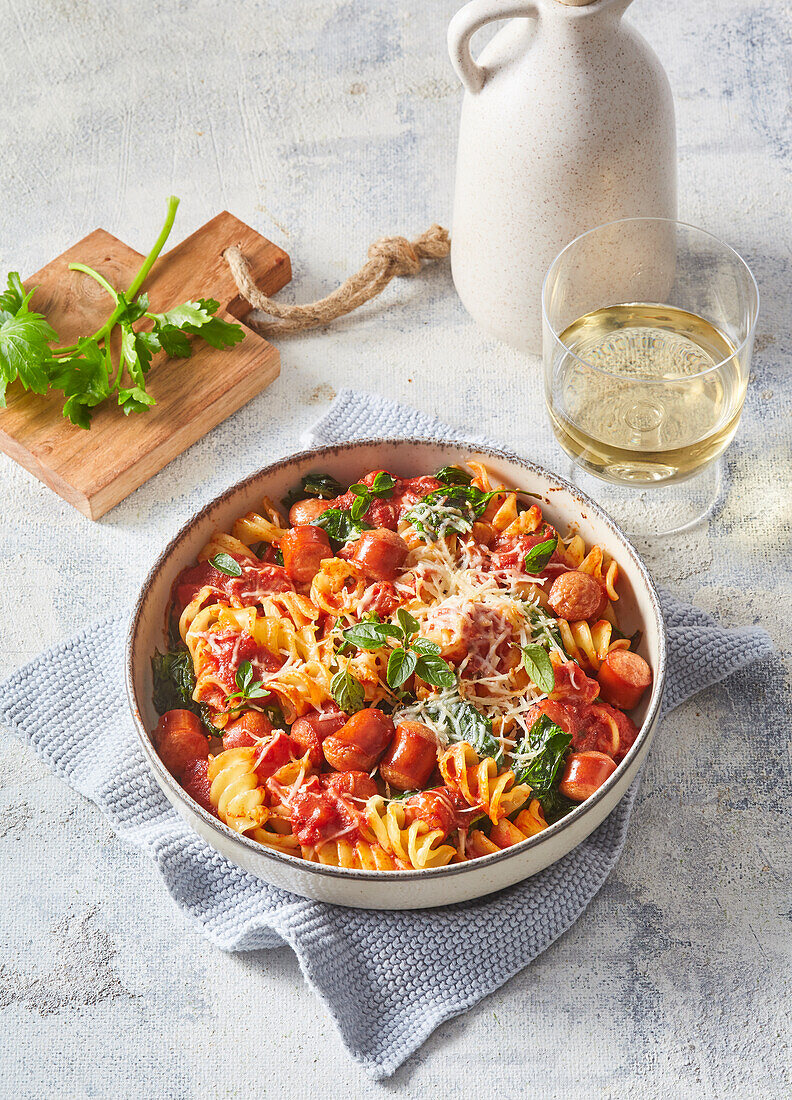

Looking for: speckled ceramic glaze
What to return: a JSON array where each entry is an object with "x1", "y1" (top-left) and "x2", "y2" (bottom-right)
[
  {"x1": 448, "y1": 0, "x2": 677, "y2": 354},
  {"x1": 126, "y1": 440, "x2": 666, "y2": 909}
]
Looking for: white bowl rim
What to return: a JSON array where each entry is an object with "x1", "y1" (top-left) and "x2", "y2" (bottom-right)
[{"x1": 126, "y1": 436, "x2": 667, "y2": 884}]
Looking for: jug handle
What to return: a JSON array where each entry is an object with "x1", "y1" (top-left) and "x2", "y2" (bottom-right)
[{"x1": 448, "y1": 0, "x2": 540, "y2": 94}]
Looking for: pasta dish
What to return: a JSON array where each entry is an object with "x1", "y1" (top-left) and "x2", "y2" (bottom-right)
[{"x1": 150, "y1": 461, "x2": 652, "y2": 870}]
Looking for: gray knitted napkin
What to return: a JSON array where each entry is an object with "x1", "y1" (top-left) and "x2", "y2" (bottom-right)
[{"x1": 0, "y1": 389, "x2": 774, "y2": 1080}]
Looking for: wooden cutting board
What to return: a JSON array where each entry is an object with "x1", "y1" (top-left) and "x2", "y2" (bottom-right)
[{"x1": 0, "y1": 212, "x2": 291, "y2": 519}]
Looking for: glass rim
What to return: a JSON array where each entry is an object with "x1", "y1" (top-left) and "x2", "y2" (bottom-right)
[{"x1": 541, "y1": 216, "x2": 760, "y2": 381}]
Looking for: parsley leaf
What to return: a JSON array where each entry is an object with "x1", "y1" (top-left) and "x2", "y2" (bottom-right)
[{"x1": 0, "y1": 274, "x2": 57, "y2": 405}]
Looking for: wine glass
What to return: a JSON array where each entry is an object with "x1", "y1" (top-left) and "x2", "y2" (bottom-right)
[{"x1": 542, "y1": 218, "x2": 759, "y2": 537}]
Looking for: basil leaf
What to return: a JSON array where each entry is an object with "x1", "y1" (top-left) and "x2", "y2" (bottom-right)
[
  {"x1": 349, "y1": 490, "x2": 371, "y2": 524},
  {"x1": 523, "y1": 536, "x2": 557, "y2": 575},
  {"x1": 521, "y1": 644, "x2": 555, "y2": 694},
  {"x1": 314, "y1": 507, "x2": 371, "y2": 547},
  {"x1": 210, "y1": 552, "x2": 242, "y2": 578},
  {"x1": 396, "y1": 607, "x2": 420, "y2": 639},
  {"x1": 342, "y1": 621, "x2": 401, "y2": 650},
  {"x1": 236, "y1": 661, "x2": 253, "y2": 691},
  {"x1": 387, "y1": 647, "x2": 418, "y2": 688},
  {"x1": 414, "y1": 653, "x2": 456, "y2": 689},
  {"x1": 511, "y1": 714, "x2": 572, "y2": 797},
  {"x1": 368, "y1": 471, "x2": 397, "y2": 497},
  {"x1": 435, "y1": 465, "x2": 473, "y2": 486},
  {"x1": 410, "y1": 636, "x2": 440, "y2": 656},
  {"x1": 330, "y1": 669, "x2": 365, "y2": 714}
]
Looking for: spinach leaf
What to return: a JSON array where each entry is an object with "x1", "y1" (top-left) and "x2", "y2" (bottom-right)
[
  {"x1": 511, "y1": 714, "x2": 572, "y2": 800},
  {"x1": 281, "y1": 471, "x2": 344, "y2": 510},
  {"x1": 422, "y1": 697, "x2": 504, "y2": 767},
  {"x1": 539, "y1": 787, "x2": 578, "y2": 824},
  {"x1": 435, "y1": 465, "x2": 473, "y2": 486},
  {"x1": 150, "y1": 646, "x2": 222, "y2": 736}
]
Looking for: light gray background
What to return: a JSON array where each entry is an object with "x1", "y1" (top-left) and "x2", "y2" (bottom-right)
[{"x1": 0, "y1": 1, "x2": 790, "y2": 1096}]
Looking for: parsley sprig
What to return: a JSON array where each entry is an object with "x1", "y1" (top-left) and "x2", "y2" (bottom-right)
[
  {"x1": 341, "y1": 608, "x2": 456, "y2": 691},
  {"x1": 0, "y1": 196, "x2": 244, "y2": 428}
]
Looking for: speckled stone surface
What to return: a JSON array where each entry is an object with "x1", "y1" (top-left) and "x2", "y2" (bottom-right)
[{"x1": 0, "y1": 1, "x2": 789, "y2": 1096}]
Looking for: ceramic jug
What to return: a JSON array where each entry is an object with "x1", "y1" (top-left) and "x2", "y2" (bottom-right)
[{"x1": 448, "y1": 0, "x2": 676, "y2": 354}]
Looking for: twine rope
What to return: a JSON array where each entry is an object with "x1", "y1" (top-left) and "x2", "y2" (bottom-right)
[{"x1": 223, "y1": 225, "x2": 450, "y2": 336}]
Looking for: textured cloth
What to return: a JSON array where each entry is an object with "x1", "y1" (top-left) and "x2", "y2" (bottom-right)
[{"x1": 0, "y1": 390, "x2": 774, "y2": 1080}]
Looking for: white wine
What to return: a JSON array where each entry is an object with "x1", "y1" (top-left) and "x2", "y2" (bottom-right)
[{"x1": 548, "y1": 303, "x2": 746, "y2": 484}]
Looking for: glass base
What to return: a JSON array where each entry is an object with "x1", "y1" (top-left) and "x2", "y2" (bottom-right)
[{"x1": 566, "y1": 458, "x2": 725, "y2": 540}]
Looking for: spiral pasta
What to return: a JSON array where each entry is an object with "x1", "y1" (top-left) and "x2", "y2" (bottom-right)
[
  {"x1": 439, "y1": 743, "x2": 531, "y2": 823},
  {"x1": 363, "y1": 796, "x2": 456, "y2": 869}
]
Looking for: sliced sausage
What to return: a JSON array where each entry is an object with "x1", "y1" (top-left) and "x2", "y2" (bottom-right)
[
  {"x1": 319, "y1": 770, "x2": 378, "y2": 802},
  {"x1": 350, "y1": 528, "x2": 409, "y2": 581},
  {"x1": 379, "y1": 721, "x2": 438, "y2": 791},
  {"x1": 558, "y1": 751, "x2": 617, "y2": 801},
  {"x1": 280, "y1": 525, "x2": 333, "y2": 586},
  {"x1": 290, "y1": 705, "x2": 348, "y2": 767},
  {"x1": 181, "y1": 758, "x2": 218, "y2": 816},
  {"x1": 222, "y1": 710, "x2": 274, "y2": 750},
  {"x1": 548, "y1": 570, "x2": 608, "y2": 622},
  {"x1": 254, "y1": 731, "x2": 298, "y2": 782},
  {"x1": 322, "y1": 708, "x2": 395, "y2": 772},
  {"x1": 402, "y1": 789, "x2": 457, "y2": 837},
  {"x1": 597, "y1": 649, "x2": 652, "y2": 711},
  {"x1": 288, "y1": 498, "x2": 334, "y2": 527},
  {"x1": 154, "y1": 710, "x2": 208, "y2": 779}
]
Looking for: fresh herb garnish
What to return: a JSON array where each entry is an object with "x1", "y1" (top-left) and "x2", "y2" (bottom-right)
[
  {"x1": 511, "y1": 714, "x2": 572, "y2": 807},
  {"x1": 340, "y1": 608, "x2": 455, "y2": 691},
  {"x1": 521, "y1": 644, "x2": 555, "y2": 694},
  {"x1": 329, "y1": 668, "x2": 366, "y2": 714},
  {"x1": 210, "y1": 552, "x2": 243, "y2": 578},
  {"x1": 281, "y1": 472, "x2": 344, "y2": 510},
  {"x1": 387, "y1": 788, "x2": 419, "y2": 801},
  {"x1": 224, "y1": 660, "x2": 270, "y2": 711},
  {"x1": 435, "y1": 465, "x2": 473, "y2": 486},
  {"x1": 0, "y1": 197, "x2": 244, "y2": 428},
  {"x1": 523, "y1": 535, "x2": 558, "y2": 574},
  {"x1": 150, "y1": 646, "x2": 222, "y2": 736},
  {"x1": 314, "y1": 473, "x2": 397, "y2": 549}
]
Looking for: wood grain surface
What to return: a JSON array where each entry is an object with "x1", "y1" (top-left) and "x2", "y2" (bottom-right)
[{"x1": 0, "y1": 212, "x2": 290, "y2": 518}]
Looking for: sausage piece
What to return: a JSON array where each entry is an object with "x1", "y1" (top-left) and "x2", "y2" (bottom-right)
[
  {"x1": 181, "y1": 758, "x2": 218, "y2": 816},
  {"x1": 280, "y1": 525, "x2": 332, "y2": 586},
  {"x1": 379, "y1": 721, "x2": 438, "y2": 791},
  {"x1": 322, "y1": 708, "x2": 395, "y2": 772},
  {"x1": 350, "y1": 528, "x2": 409, "y2": 581},
  {"x1": 597, "y1": 649, "x2": 652, "y2": 711},
  {"x1": 558, "y1": 751, "x2": 617, "y2": 801},
  {"x1": 290, "y1": 705, "x2": 348, "y2": 767},
  {"x1": 288, "y1": 498, "x2": 334, "y2": 527},
  {"x1": 319, "y1": 770, "x2": 378, "y2": 802},
  {"x1": 154, "y1": 710, "x2": 208, "y2": 779},
  {"x1": 402, "y1": 789, "x2": 457, "y2": 837},
  {"x1": 222, "y1": 711, "x2": 274, "y2": 750},
  {"x1": 548, "y1": 570, "x2": 608, "y2": 622}
]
